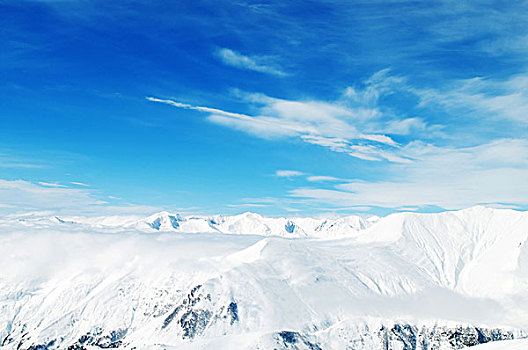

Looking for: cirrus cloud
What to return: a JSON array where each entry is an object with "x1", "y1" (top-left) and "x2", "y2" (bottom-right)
[
  {"x1": 146, "y1": 72, "x2": 408, "y2": 163},
  {"x1": 289, "y1": 139, "x2": 528, "y2": 209},
  {"x1": 214, "y1": 48, "x2": 287, "y2": 76},
  {"x1": 0, "y1": 179, "x2": 159, "y2": 216}
]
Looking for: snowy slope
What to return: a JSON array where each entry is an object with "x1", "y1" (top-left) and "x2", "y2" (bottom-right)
[
  {"x1": 0, "y1": 206, "x2": 527, "y2": 349},
  {"x1": 470, "y1": 338, "x2": 528, "y2": 349},
  {"x1": 355, "y1": 206, "x2": 528, "y2": 300}
]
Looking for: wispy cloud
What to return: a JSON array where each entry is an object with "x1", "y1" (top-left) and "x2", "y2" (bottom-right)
[
  {"x1": 306, "y1": 176, "x2": 342, "y2": 182},
  {"x1": 71, "y1": 181, "x2": 89, "y2": 187},
  {"x1": 289, "y1": 138, "x2": 528, "y2": 209},
  {"x1": 38, "y1": 182, "x2": 67, "y2": 188},
  {"x1": 146, "y1": 97, "x2": 251, "y2": 119},
  {"x1": 226, "y1": 203, "x2": 270, "y2": 208},
  {"x1": 0, "y1": 151, "x2": 43, "y2": 169},
  {"x1": 146, "y1": 72, "x2": 409, "y2": 163},
  {"x1": 415, "y1": 74, "x2": 528, "y2": 126},
  {"x1": 301, "y1": 135, "x2": 411, "y2": 163},
  {"x1": 0, "y1": 179, "x2": 159, "y2": 216},
  {"x1": 275, "y1": 170, "x2": 305, "y2": 178},
  {"x1": 214, "y1": 48, "x2": 287, "y2": 76},
  {"x1": 0, "y1": 179, "x2": 104, "y2": 213},
  {"x1": 0, "y1": 162, "x2": 42, "y2": 169},
  {"x1": 148, "y1": 64, "x2": 528, "y2": 212}
]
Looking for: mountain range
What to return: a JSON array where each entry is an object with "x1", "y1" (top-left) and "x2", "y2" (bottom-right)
[{"x1": 1, "y1": 206, "x2": 527, "y2": 349}]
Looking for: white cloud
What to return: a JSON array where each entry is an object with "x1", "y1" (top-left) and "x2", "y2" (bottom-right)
[
  {"x1": 38, "y1": 182, "x2": 67, "y2": 188},
  {"x1": 415, "y1": 74, "x2": 528, "y2": 125},
  {"x1": 0, "y1": 179, "x2": 159, "y2": 216},
  {"x1": 300, "y1": 135, "x2": 350, "y2": 151},
  {"x1": 275, "y1": 170, "x2": 305, "y2": 178},
  {"x1": 314, "y1": 206, "x2": 373, "y2": 213},
  {"x1": 148, "y1": 68, "x2": 528, "y2": 170},
  {"x1": 0, "y1": 162, "x2": 42, "y2": 168},
  {"x1": 226, "y1": 203, "x2": 270, "y2": 208},
  {"x1": 0, "y1": 179, "x2": 104, "y2": 213},
  {"x1": 350, "y1": 144, "x2": 413, "y2": 164},
  {"x1": 383, "y1": 117, "x2": 428, "y2": 135},
  {"x1": 396, "y1": 207, "x2": 420, "y2": 212},
  {"x1": 71, "y1": 181, "x2": 90, "y2": 187},
  {"x1": 215, "y1": 48, "x2": 287, "y2": 76},
  {"x1": 147, "y1": 79, "x2": 406, "y2": 162},
  {"x1": 360, "y1": 133, "x2": 398, "y2": 146},
  {"x1": 206, "y1": 113, "x2": 303, "y2": 139},
  {"x1": 146, "y1": 97, "x2": 250, "y2": 119},
  {"x1": 299, "y1": 134, "x2": 412, "y2": 163},
  {"x1": 0, "y1": 151, "x2": 43, "y2": 169},
  {"x1": 306, "y1": 176, "x2": 342, "y2": 182},
  {"x1": 344, "y1": 68, "x2": 405, "y2": 105},
  {"x1": 289, "y1": 139, "x2": 528, "y2": 210}
]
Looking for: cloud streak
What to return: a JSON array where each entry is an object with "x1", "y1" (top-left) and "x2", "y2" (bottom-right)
[
  {"x1": 214, "y1": 48, "x2": 287, "y2": 76},
  {"x1": 146, "y1": 77, "x2": 407, "y2": 163},
  {"x1": 306, "y1": 176, "x2": 342, "y2": 182},
  {"x1": 289, "y1": 139, "x2": 528, "y2": 209},
  {"x1": 0, "y1": 151, "x2": 43, "y2": 169},
  {"x1": 0, "y1": 179, "x2": 159, "y2": 216},
  {"x1": 415, "y1": 74, "x2": 528, "y2": 126},
  {"x1": 38, "y1": 182, "x2": 67, "y2": 188},
  {"x1": 275, "y1": 170, "x2": 306, "y2": 178}
]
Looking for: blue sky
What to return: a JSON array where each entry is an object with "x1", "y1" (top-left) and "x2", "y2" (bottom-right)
[{"x1": 1, "y1": 0, "x2": 528, "y2": 216}]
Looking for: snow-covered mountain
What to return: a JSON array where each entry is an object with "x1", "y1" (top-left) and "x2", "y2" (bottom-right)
[
  {"x1": 0, "y1": 206, "x2": 527, "y2": 349},
  {"x1": 6, "y1": 210, "x2": 379, "y2": 238}
]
